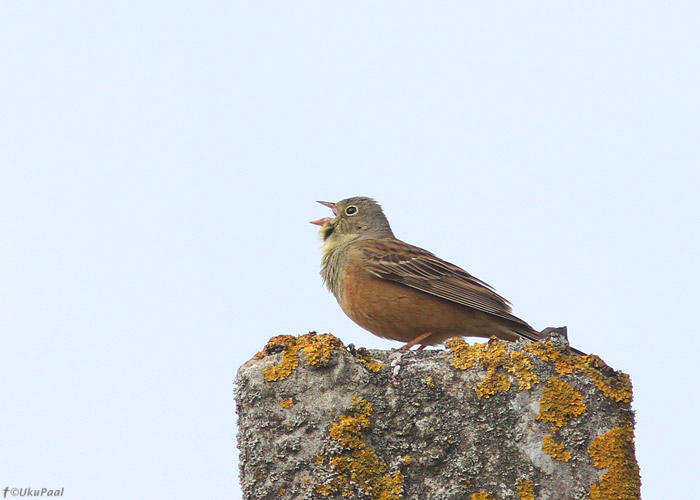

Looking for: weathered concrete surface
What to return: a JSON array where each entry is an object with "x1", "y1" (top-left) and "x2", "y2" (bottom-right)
[{"x1": 235, "y1": 331, "x2": 640, "y2": 500}]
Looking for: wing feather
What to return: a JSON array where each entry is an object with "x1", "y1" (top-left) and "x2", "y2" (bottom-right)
[{"x1": 360, "y1": 238, "x2": 533, "y2": 331}]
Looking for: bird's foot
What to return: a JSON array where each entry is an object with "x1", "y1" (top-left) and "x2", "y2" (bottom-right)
[{"x1": 401, "y1": 331, "x2": 433, "y2": 350}]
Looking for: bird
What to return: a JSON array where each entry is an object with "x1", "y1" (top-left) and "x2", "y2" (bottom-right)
[{"x1": 311, "y1": 196, "x2": 583, "y2": 353}]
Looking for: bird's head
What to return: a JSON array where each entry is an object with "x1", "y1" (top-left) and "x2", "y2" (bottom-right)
[{"x1": 310, "y1": 196, "x2": 394, "y2": 253}]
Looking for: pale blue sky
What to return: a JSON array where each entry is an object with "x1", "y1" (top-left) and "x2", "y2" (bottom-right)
[{"x1": 2, "y1": 2, "x2": 698, "y2": 499}]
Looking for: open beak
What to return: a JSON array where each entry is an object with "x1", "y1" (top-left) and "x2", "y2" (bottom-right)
[
  {"x1": 310, "y1": 200, "x2": 338, "y2": 225},
  {"x1": 317, "y1": 200, "x2": 338, "y2": 215},
  {"x1": 310, "y1": 217, "x2": 332, "y2": 226}
]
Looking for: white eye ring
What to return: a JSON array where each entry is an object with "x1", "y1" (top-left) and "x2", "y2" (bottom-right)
[{"x1": 345, "y1": 206, "x2": 358, "y2": 215}]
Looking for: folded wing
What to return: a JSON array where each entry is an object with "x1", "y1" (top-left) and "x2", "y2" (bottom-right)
[{"x1": 360, "y1": 238, "x2": 537, "y2": 339}]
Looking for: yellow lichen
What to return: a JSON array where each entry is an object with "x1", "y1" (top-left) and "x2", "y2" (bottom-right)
[
  {"x1": 471, "y1": 493, "x2": 496, "y2": 500},
  {"x1": 319, "y1": 397, "x2": 403, "y2": 500},
  {"x1": 302, "y1": 333, "x2": 343, "y2": 366},
  {"x1": 373, "y1": 474, "x2": 403, "y2": 500},
  {"x1": 279, "y1": 488, "x2": 286, "y2": 495},
  {"x1": 462, "y1": 478, "x2": 471, "y2": 489},
  {"x1": 446, "y1": 337, "x2": 484, "y2": 370},
  {"x1": 329, "y1": 398, "x2": 373, "y2": 448},
  {"x1": 331, "y1": 451, "x2": 403, "y2": 500},
  {"x1": 280, "y1": 399, "x2": 294, "y2": 408},
  {"x1": 402, "y1": 455, "x2": 411, "y2": 465},
  {"x1": 536, "y1": 377, "x2": 586, "y2": 431},
  {"x1": 256, "y1": 333, "x2": 344, "y2": 381},
  {"x1": 515, "y1": 480, "x2": 534, "y2": 500},
  {"x1": 588, "y1": 426, "x2": 641, "y2": 500},
  {"x1": 424, "y1": 376, "x2": 435, "y2": 388},
  {"x1": 446, "y1": 338, "x2": 540, "y2": 398},
  {"x1": 355, "y1": 347, "x2": 386, "y2": 373},
  {"x1": 542, "y1": 434, "x2": 572, "y2": 462},
  {"x1": 584, "y1": 356, "x2": 633, "y2": 403},
  {"x1": 524, "y1": 341, "x2": 633, "y2": 403},
  {"x1": 507, "y1": 351, "x2": 539, "y2": 390},
  {"x1": 258, "y1": 335, "x2": 301, "y2": 381},
  {"x1": 555, "y1": 353, "x2": 588, "y2": 375},
  {"x1": 523, "y1": 340, "x2": 580, "y2": 369},
  {"x1": 315, "y1": 484, "x2": 331, "y2": 496},
  {"x1": 477, "y1": 371, "x2": 511, "y2": 398}
]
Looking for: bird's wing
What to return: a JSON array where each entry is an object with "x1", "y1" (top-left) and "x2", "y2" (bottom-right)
[{"x1": 359, "y1": 238, "x2": 534, "y2": 331}]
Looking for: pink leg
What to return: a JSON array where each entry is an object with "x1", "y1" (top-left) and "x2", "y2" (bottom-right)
[{"x1": 401, "y1": 331, "x2": 433, "y2": 350}]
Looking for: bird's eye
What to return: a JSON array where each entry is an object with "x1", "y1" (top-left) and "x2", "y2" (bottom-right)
[{"x1": 345, "y1": 206, "x2": 358, "y2": 215}]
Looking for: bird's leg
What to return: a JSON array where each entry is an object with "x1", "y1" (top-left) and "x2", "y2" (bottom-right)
[{"x1": 401, "y1": 331, "x2": 433, "y2": 350}]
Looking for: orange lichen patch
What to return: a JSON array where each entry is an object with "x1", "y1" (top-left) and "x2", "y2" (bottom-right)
[
  {"x1": 446, "y1": 337, "x2": 484, "y2": 370},
  {"x1": 329, "y1": 398, "x2": 373, "y2": 448},
  {"x1": 584, "y1": 356, "x2": 633, "y2": 403},
  {"x1": 523, "y1": 341, "x2": 584, "y2": 373},
  {"x1": 524, "y1": 340, "x2": 596, "y2": 382},
  {"x1": 515, "y1": 480, "x2": 534, "y2": 500},
  {"x1": 355, "y1": 347, "x2": 386, "y2": 373},
  {"x1": 471, "y1": 493, "x2": 496, "y2": 500},
  {"x1": 258, "y1": 335, "x2": 301, "y2": 381},
  {"x1": 320, "y1": 397, "x2": 404, "y2": 500},
  {"x1": 279, "y1": 488, "x2": 286, "y2": 495},
  {"x1": 588, "y1": 426, "x2": 641, "y2": 500},
  {"x1": 302, "y1": 333, "x2": 343, "y2": 366},
  {"x1": 446, "y1": 338, "x2": 539, "y2": 398},
  {"x1": 554, "y1": 350, "x2": 589, "y2": 374},
  {"x1": 424, "y1": 376, "x2": 435, "y2": 388},
  {"x1": 476, "y1": 371, "x2": 511, "y2": 398},
  {"x1": 524, "y1": 342, "x2": 633, "y2": 403},
  {"x1": 507, "y1": 351, "x2": 539, "y2": 390},
  {"x1": 402, "y1": 455, "x2": 411, "y2": 466},
  {"x1": 536, "y1": 377, "x2": 586, "y2": 431},
  {"x1": 314, "y1": 484, "x2": 332, "y2": 496},
  {"x1": 542, "y1": 435, "x2": 572, "y2": 462},
  {"x1": 279, "y1": 399, "x2": 294, "y2": 408},
  {"x1": 256, "y1": 333, "x2": 345, "y2": 382},
  {"x1": 462, "y1": 478, "x2": 471, "y2": 489},
  {"x1": 331, "y1": 450, "x2": 403, "y2": 500}
]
